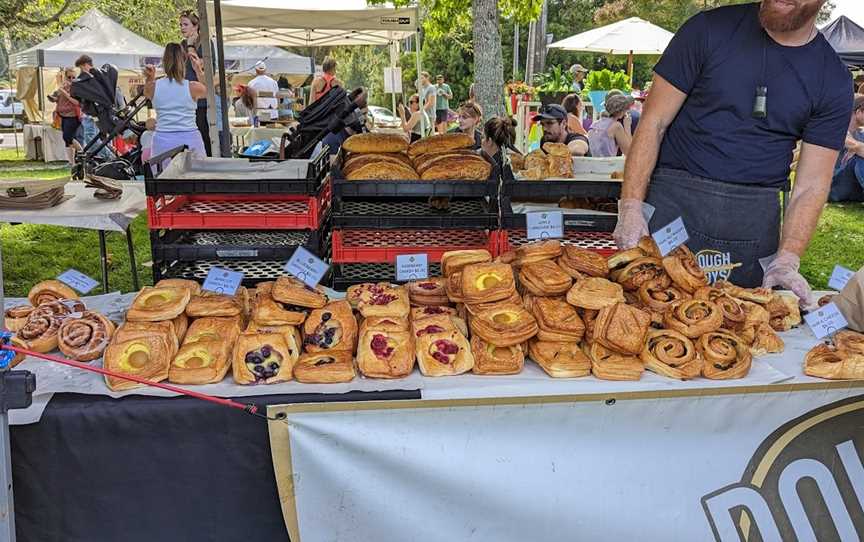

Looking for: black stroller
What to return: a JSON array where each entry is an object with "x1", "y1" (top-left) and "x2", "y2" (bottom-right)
[
  {"x1": 70, "y1": 64, "x2": 148, "y2": 180},
  {"x1": 279, "y1": 86, "x2": 368, "y2": 159}
]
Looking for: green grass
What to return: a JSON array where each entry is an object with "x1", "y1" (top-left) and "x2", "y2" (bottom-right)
[{"x1": 800, "y1": 203, "x2": 864, "y2": 290}]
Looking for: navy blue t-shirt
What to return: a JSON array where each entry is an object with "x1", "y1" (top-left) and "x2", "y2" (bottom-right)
[{"x1": 654, "y1": 3, "x2": 852, "y2": 187}]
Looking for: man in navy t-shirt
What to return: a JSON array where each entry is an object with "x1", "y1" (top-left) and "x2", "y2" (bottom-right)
[{"x1": 614, "y1": 0, "x2": 852, "y2": 301}]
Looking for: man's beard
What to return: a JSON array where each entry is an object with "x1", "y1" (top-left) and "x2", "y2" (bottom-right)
[{"x1": 759, "y1": 0, "x2": 823, "y2": 33}]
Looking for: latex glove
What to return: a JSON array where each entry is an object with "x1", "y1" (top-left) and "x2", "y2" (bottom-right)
[
  {"x1": 613, "y1": 198, "x2": 649, "y2": 250},
  {"x1": 761, "y1": 250, "x2": 815, "y2": 308}
]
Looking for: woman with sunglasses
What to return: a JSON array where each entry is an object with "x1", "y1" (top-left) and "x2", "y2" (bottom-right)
[
  {"x1": 51, "y1": 68, "x2": 82, "y2": 166},
  {"x1": 398, "y1": 94, "x2": 431, "y2": 143}
]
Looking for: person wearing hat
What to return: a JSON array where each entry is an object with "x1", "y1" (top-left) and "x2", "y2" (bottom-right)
[
  {"x1": 828, "y1": 94, "x2": 864, "y2": 203},
  {"x1": 614, "y1": 0, "x2": 853, "y2": 305},
  {"x1": 570, "y1": 64, "x2": 589, "y2": 93},
  {"x1": 247, "y1": 61, "x2": 279, "y2": 96},
  {"x1": 588, "y1": 94, "x2": 634, "y2": 157},
  {"x1": 534, "y1": 103, "x2": 589, "y2": 156}
]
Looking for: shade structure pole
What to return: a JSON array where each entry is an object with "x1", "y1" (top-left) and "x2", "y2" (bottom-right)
[
  {"x1": 213, "y1": 0, "x2": 231, "y2": 157},
  {"x1": 197, "y1": 0, "x2": 220, "y2": 155},
  {"x1": 414, "y1": 13, "x2": 425, "y2": 137},
  {"x1": 389, "y1": 38, "x2": 398, "y2": 116},
  {"x1": 513, "y1": 23, "x2": 519, "y2": 80},
  {"x1": 628, "y1": 50, "x2": 634, "y2": 83}
]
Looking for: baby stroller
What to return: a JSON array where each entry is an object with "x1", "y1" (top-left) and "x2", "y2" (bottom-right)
[
  {"x1": 279, "y1": 86, "x2": 367, "y2": 159},
  {"x1": 70, "y1": 64, "x2": 148, "y2": 180}
]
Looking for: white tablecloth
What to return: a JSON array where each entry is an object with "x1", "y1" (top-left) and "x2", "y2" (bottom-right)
[
  {"x1": 23, "y1": 123, "x2": 67, "y2": 163},
  {"x1": 0, "y1": 181, "x2": 146, "y2": 232}
]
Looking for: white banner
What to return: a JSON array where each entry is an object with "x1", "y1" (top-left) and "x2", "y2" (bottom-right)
[
  {"x1": 383, "y1": 67, "x2": 402, "y2": 94},
  {"x1": 269, "y1": 386, "x2": 864, "y2": 542}
]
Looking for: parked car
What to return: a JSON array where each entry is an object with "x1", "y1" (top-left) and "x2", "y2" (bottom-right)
[
  {"x1": 0, "y1": 91, "x2": 26, "y2": 129},
  {"x1": 367, "y1": 105, "x2": 401, "y2": 131}
]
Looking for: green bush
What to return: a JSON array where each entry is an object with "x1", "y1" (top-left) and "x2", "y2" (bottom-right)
[
  {"x1": 533, "y1": 65, "x2": 573, "y2": 94},
  {"x1": 583, "y1": 69, "x2": 632, "y2": 93}
]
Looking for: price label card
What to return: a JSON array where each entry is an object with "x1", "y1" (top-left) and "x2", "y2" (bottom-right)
[
  {"x1": 652, "y1": 216, "x2": 690, "y2": 257},
  {"x1": 57, "y1": 269, "x2": 99, "y2": 294},
  {"x1": 396, "y1": 254, "x2": 429, "y2": 282},
  {"x1": 828, "y1": 265, "x2": 854, "y2": 291},
  {"x1": 284, "y1": 246, "x2": 329, "y2": 288},
  {"x1": 201, "y1": 267, "x2": 244, "y2": 296},
  {"x1": 526, "y1": 211, "x2": 563, "y2": 240},
  {"x1": 804, "y1": 303, "x2": 849, "y2": 340}
]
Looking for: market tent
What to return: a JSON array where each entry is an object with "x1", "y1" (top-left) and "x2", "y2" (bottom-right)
[
  {"x1": 821, "y1": 15, "x2": 864, "y2": 68},
  {"x1": 224, "y1": 45, "x2": 313, "y2": 76},
  {"x1": 207, "y1": 0, "x2": 419, "y2": 47}
]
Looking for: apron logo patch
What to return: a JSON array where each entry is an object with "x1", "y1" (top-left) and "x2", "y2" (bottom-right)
[{"x1": 696, "y1": 250, "x2": 740, "y2": 284}]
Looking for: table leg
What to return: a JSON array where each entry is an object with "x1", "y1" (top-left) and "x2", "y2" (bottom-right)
[
  {"x1": 98, "y1": 230, "x2": 109, "y2": 294},
  {"x1": 126, "y1": 226, "x2": 140, "y2": 291}
]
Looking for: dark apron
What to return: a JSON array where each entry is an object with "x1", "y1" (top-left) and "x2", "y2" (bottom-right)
[{"x1": 645, "y1": 168, "x2": 783, "y2": 288}]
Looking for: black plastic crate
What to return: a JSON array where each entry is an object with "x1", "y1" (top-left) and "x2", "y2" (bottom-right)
[
  {"x1": 145, "y1": 149, "x2": 330, "y2": 196},
  {"x1": 331, "y1": 198, "x2": 498, "y2": 229},
  {"x1": 150, "y1": 230, "x2": 322, "y2": 261},
  {"x1": 501, "y1": 213, "x2": 617, "y2": 232},
  {"x1": 503, "y1": 178, "x2": 621, "y2": 200},
  {"x1": 332, "y1": 178, "x2": 499, "y2": 199},
  {"x1": 330, "y1": 263, "x2": 443, "y2": 290},
  {"x1": 153, "y1": 259, "x2": 332, "y2": 288}
]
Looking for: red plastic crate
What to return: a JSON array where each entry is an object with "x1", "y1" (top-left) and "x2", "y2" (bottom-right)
[
  {"x1": 147, "y1": 189, "x2": 330, "y2": 230},
  {"x1": 499, "y1": 229, "x2": 617, "y2": 256},
  {"x1": 331, "y1": 229, "x2": 499, "y2": 264}
]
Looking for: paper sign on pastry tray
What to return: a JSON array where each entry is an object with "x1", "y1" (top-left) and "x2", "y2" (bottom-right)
[
  {"x1": 396, "y1": 254, "x2": 428, "y2": 281},
  {"x1": 652, "y1": 216, "x2": 689, "y2": 257},
  {"x1": 828, "y1": 264, "x2": 854, "y2": 291},
  {"x1": 804, "y1": 303, "x2": 848, "y2": 340},
  {"x1": 526, "y1": 211, "x2": 563, "y2": 240},
  {"x1": 57, "y1": 268, "x2": 99, "y2": 294},
  {"x1": 202, "y1": 267, "x2": 244, "y2": 296},
  {"x1": 284, "y1": 246, "x2": 329, "y2": 288}
]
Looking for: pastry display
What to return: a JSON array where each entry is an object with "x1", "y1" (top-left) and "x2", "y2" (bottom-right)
[
  {"x1": 698, "y1": 332, "x2": 752, "y2": 379},
  {"x1": 441, "y1": 249, "x2": 493, "y2": 277},
  {"x1": 416, "y1": 328, "x2": 474, "y2": 376},
  {"x1": 271, "y1": 277, "x2": 328, "y2": 309},
  {"x1": 641, "y1": 329, "x2": 701, "y2": 380},
  {"x1": 407, "y1": 278, "x2": 449, "y2": 306},
  {"x1": 232, "y1": 331, "x2": 298, "y2": 385},
  {"x1": 103, "y1": 335, "x2": 172, "y2": 391},
  {"x1": 294, "y1": 351, "x2": 356, "y2": 384},
  {"x1": 126, "y1": 287, "x2": 191, "y2": 322},
  {"x1": 5, "y1": 305, "x2": 35, "y2": 332},
  {"x1": 357, "y1": 325, "x2": 415, "y2": 379},
  {"x1": 566, "y1": 277, "x2": 626, "y2": 310},
  {"x1": 593, "y1": 302, "x2": 651, "y2": 355},
  {"x1": 529, "y1": 340, "x2": 591, "y2": 378},
  {"x1": 461, "y1": 263, "x2": 516, "y2": 304},
  {"x1": 57, "y1": 311, "x2": 115, "y2": 361},
  {"x1": 471, "y1": 337, "x2": 524, "y2": 375},
  {"x1": 518, "y1": 260, "x2": 573, "y2": 297},
  {"x1": 531, "y1": 297, "x2": 585, "y2": 343},
  {"x1": 342, "y1": 132, "x2": 409, "y2": 154},
  {"x1": 558, "y1": 246, "x2": 608, "y2": 278},
  {"x1": 663, "y1": 299, "x2": 723, "y2": 339},
  {"x1": 303, "y1": 301, "x2": 357, "y2": 353},
  {"x1": 470, "y1": 304, "x2": 538, "y2": 347},
  {"x1": 28, "y1": 279, "x2": 78, "y2": 306}
]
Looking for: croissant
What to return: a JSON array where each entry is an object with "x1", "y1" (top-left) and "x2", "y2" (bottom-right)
[
  {"x1": 470, "y1": 337, "x2": 524, "y2": 375},
  {"x1": 661, "y1": 246, "x2": 708, "y2": 293},
  {"x1": 57, "y1": 311, "x2": 115, "y2": 361},
  {"x1": 28, "y1": 280, "x2": 78, "y2": 306},
  {"x1": 693, "y1": 287, "x2": 747, "y2": 332},
  {"x1": 593, "y1": 302, "x2": 651, "y2": 355},
  {"x1": 558, "y1": 246, "x2": 608, "y2": 278},
  {"x1": 642, "y1": 329, "x2": 701, "y2": 380},
  {"x1": 804, "y1": 343, "x2": 864, "y2": 380},
  {"x1": 518, "y1": 260, "x2": 573, "y2": 297},
  {"x1": 663, "y1": 299, "x2": 723, "y2": 339},
  {"x1": 529, "y1": 340, "x2": 591, "y2": 378},
  {"x1": 698, "y1": 332, "x2": 752, "y2": 379},
  {"x1": 566, "y1": 278, "x2": 626, "y2": 311}
]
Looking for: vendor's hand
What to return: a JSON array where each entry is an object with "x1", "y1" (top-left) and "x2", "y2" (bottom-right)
[
  {"x1": 761, "y1": 250, "x2": 815, "y2": 308},
  {"x1": 613, "y1": 198, "x2": 649, "y2": 250}
]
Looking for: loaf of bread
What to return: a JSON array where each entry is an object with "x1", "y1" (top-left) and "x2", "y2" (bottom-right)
[
  {"x1": 343, "y1": 133, "x2": 409, "y2": 154},
  {"x1": 412, "y1": 149, "x2": 477, "y2": 172},
  {"x1": 416, "y1": 152, "x2": 484, "y2": 176},
  {"x1": 343, "y1": 153, "x2": 412, "y2": 176},
  {"x1": 524, "y1": 150, "x2": 548, "y2": 172},
  {"x1": 547, "y1": 154, "x2": 574, "y2": 178},
  {"x1": 509, "y1": 151, "x2": 525, "y2": 171},
  {"x1": 520, "y1": 166, "x2": 546, "y2": 180},
  {"x1": 542, "y1": 142, "x2": 570, "y2": 158},
  {"x1": 420, "y1": 156, "x2": 491, "y2": 181},
  {"x1": 346, "y1": 162, "x2": 419, "y2": 181},
  {"x1": 407, "y1": 133, "x2": 475, "y2": 158}
]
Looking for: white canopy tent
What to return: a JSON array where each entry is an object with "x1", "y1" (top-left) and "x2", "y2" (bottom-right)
[
  {"x1": 223, "y1": 45, "x2": 313, "y2": 76},
  {"x1": 549, "y1": 17, "x2": 674, "y2": 77}
]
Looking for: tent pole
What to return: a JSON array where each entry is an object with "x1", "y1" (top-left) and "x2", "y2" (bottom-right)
[
  {"x1": 213, "y1": 0, "x2": 231, "y2": 157},
  {"x1": 197, "y1": 0, "x2": 220, "y2": 156},
  {"x1": 414, "y1": 9, "x2": 425, "y2": 137},
  {"x1": 628, "y1": 50, "x2": 634, "y2": 84},
  {"x1": 389, "y1": 39, "x2": 397, "y2": 117}
]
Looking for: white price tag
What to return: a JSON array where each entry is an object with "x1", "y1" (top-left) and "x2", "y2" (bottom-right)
[
  {"x1": 201, "y1": 267, "x2": 244, "y2": 296},
  {"x1": 284, "y1": 246, "x2": 329, "y2": 288},
  {"x1": 804, "y1": 303, "x2": 848, "y2": 340},
  {"x1": 57, "y1": 269, "x2": 99, "y2": 294},
  {"x1": 396, "y1": 254, "x2": 428, "y2": 282},
  {"x1": 526, "y1": 211, "x2": 563, "y2": 240},
  {"x1": 652, "y1": 217, "x2": 689, "y2": 257},
  {"x1": 828, "y1": 265, "x2": 854, "y2": 291}
]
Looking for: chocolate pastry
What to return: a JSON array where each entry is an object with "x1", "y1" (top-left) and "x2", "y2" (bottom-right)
[
  {"x1": 637, "y1": 236, "x2": 662, "y2": 258},
  {"x1": 593, "y1": 302, "x2": 651, "y2": 355},
  {"x1": 232, "y1": 331, "x2": 298, "y2": 385},
  {"x1": 356, "y1": 285, "x2": 410, "y2": 319},
  {"x1": 529, "y1": 340, "x2": 591, "y2": 378},
  {"x1": 407, "y1": 277, "x2": 449, "y2": 306},
  {"x1": 461, "y1": 263, "x2": 517, "y2": 304},
  {"x1": 558, "y1": 246, "x2": 608, "y2": 278},
  {"x1": 440, "y1": 249, "x2": 493, "y2": 277},
  {"x1": 342, "y1": 132, "x2": 409, "y2": 154},
  {"x1": 469, "y1": 304, "x2": 538, "y2": 347},
  {"x1": 531, "y1": 297, "x2": 585, "y2": 343},
  {"x1": 57, "y1": 311, "x2": 115, "y2": 361},
  {"x1": 416, "y1": 329, "x2": 474, "y2": 377},
  {"x1": 607, "y1": 248, "x2": 646, "y2": 281},
  {"x1": 28, "y1": 279, "x2": 78, "y2": 307},
  {"x1": 5, "y1": 305, "x2": 35, "y2": 332},
  {"x1": 356, "y1": 327, "x2": 415, "y2": 379},
  {"x1": 516, "y1": 240, "x2": 562, "y2": 266},
  {"x1": 585, "y1": 342, "x2": 644, "y2": 381},
  {"x1": 698, "y1": 332, "x2": 752, "y2": 380},
  {"x1": 713, "y1": 280, "x2": 773, "y2": 304},
  {"x1": 615, "y1": 257, "x2": 667, "y2": 291},
  {"x1": 765, "y1": 294, "x2": 801, "y2": 332},
  {"x1": 638, "y1": 280, "x2": 691, "y2": 325},
  {"x1": 471, "y1": 336, "x2": 524, "y2": 375},
  {"x1": 661, "y1": 245, "x2": 708, "y2": 294},
  {"x1": 566, "y1": 277, "x2": 626, "y2": 311},
  {"x1": 303, "y1": 300, "x2": 357, "y2": 353},
  {"x1": 407, "y1": 132, "x2": 474, "y2": 158},
  {"x1": 294, "y1": 350, "x2": 356, "y2": 384},
  {"x1": 103, "y1": 335, "x2": 173, "y2": 391},
  {"x1": 155, "y1": 278, "x2": 202, "y2": 296},
  {"x1": 641, "y1": 329, "x2": 701, "y2": 380},
  {"x1": 126, "y1": 287, "x2": 191, "y2": 322},
  {"x1": 271, "y1": 277, "x2": 328, "y2": 309},
  {"x1": 518, "y1": 260, "x2": 573, "y2": 297},
  {"x1": 663, "y1": 299, "x2": 723, "y2": 339},
  {"x1": 693, "y1": 287, "x2": 747, "y2": 332}
]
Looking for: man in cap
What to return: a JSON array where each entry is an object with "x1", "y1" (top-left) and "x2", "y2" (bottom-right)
[
  {"x1": 247, "y1": 61, "x2": 279, "y2": 96},
  {"x1": 534, "y1": 103, "x2": 589, "y2": 156},
  {"x1": 570, "y1": 64, "x2": 588, "y2": 93},
  {"x1": 614, "y1": 0, "x2": 853, "y2": 304}
]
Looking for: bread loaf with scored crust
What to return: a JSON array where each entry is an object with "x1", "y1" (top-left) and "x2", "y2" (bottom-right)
[
  {"x1": 420, "y1": 156, "x2": 491, "y2": 181},
  {"x1": 346, "y1": 162, "x2": 419, "y2": 181},
  {"x1": 343, "y1": 133, "x2": 409, "y2": 154},
  {"x1": 407, "y1": 133, "x2": 475, "y2": 158},
  {"x1": 343, "y1": 153, "x2": 412, "y2": 176}
]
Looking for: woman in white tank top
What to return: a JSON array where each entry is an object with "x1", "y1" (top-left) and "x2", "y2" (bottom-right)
[{"x1": 144, "y1": 43, "x2": 208, "y2": 169}]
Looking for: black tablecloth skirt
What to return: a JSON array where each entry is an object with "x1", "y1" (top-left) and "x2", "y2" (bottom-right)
[{"x1": 10, "y1": 390, "x2": 419, "y2": 542}]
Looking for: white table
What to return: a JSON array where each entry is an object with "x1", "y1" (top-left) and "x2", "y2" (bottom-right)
[
  {"x1": 22, "y1": 124, "x2": 67, "y2": 163},
  {"x1": 230, "y1": 125, "x2": 292, "y2": 152}
]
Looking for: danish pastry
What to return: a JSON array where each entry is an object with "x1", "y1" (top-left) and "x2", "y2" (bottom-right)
[
  {"x1": 28, "y1": 280, "x2": 78, "y2": 306},
  {"x1": 356, "y1": 285, "x2": 410, "y2": 319},
  {"x1": 698, "y1": 332, "x2": 752, "y2": 380},
  {"x1": 615, "y1": 257, "x2": 667, "y2": 291},
  {"x1": 465, "y1": 290, "x2": 523, "y2": 316},
  {"x1": 516, "y1": 240, "x2": 562, "y2": 266},
  {"x1": 407, "y1": 278, "x2": 449, "y2": 306},
  {"x1": 518, "y1": 260, "x2": 573, "y2": 297},
  {"x1": 529, "y1": 340, "x2": 591, "y2": 378},
  {"x1": 804, "y1": 343, "x2": 864, "y2": 380},
  {"x1": 411, "y1": 305, "x2": 458, "y2": 321},
  {"x1": 471, "y1": 337, "x2": 524, "y2": 375},
  {"x1": 17, "y1": 309, "x2": 64, "y2": 353},
  {"x1": 186, "y1": 290, "x2": 244, "y2": 318},
  {"x1": 244, "y1": 321, "x2": 301, "y2": 353},
  {"x1": 416, "y1": 329, "x2": 474, "y2": 376},
  {"x1": 359, "y1": 317, "x2": 410, "y2": 335},
  {"x1": 586, "y1": 342, "x2": 644, "y2": 381},
  {"x1": 750, "y1": 323, "x2": 784, "y2": 356},
  {"x1": 558, "y1": 246, "x2": 608, "y2": 278},
  {"x1": 693, "y1": 287, "x2": 746, "y2": 332},
  {"x1": 251, "y1": 284, "x2": 308, "y2": 326},
  {"x1": 407, "y1": 132, "x2": 475, "y2": 158},
  {"x1": 461, "y1": 263, "x2": 516, "y2": 304},
  {"x1": 441, "y1": 249, "x2": 492, "y2": 277},
  {"x1": 172, "y1": 312, "x2": 189, "y2": 344},
  {"x1": 346, "y1": 282, "x2": 394, "y2": 309},
  {"x1": 57, "y1": 311, "x2": 115, "y2": 361},
  {"x1": 765, "y1": 294, "x2": 801, "y2": 332},
  {"x1": 469, "y1": 304, "x2": 538, "y2": 347},
  {"x1": 294, "y1": 350, "x2": 356, "y2": 384},
  {"x1": 303, "y1": 301, "x2": 357, "y2": 353},
  {"x1": 103, "y1": 335, "x2": 172, "y2": 391},
  {"x1": 271, "y1": 276, "x2": 328, "y2": 309},
  {"x1": 126, "y1": 287, "x2": 191, "y2": 322},
  {"x1": 662, "y1": 245, "x2": 708, "y2": 293},
  {"x1": 445, "y1": 272, "x2": 465, "y2": 303},
  {"x1": 531, "y1": 297, "x2": 585, "y2": 342},
  {"x1": 412, "y1": 313, "x2": 468, "y2": 338},
  {"x1": 5, "y1": 305, "x2": 34, "y2": 332},
  {"x1": 641, "y1": 329, "x2": 701, "y2": 380},
  {"x1": 356, "y1": 327, "x2": 415, "y2": 379},
  {"x1": 713, "y1": 280, "x2": 773, "y2": 304},
  {"x1": 607, "y1": 248, "x2": 646, "y2": 280},
  {"x1": 566, "y1": 277, "x2": 626, "y2": 310},
  {"x1": 155, "y1": 278, "x2": 202, "y2": 296},
  {"x1": 169, "y1": 337, "x2": 234, "y2": 385},
  {"x1": 663, "y1": 299, "x2": 723, "y2": 339},
  {"x1": 593, "y1": 302, "x2": 651, "y2": 355},
  {"x1": 113, "y1": 321, "x2": 179, "y2": 357},
  {"x1": 232, "y1": 331, "x2": 298, "y2": 385},
  {"x1": 186, "y1": 316, "x2": 241, "y2": 343},
  {"x1": 343, "y1": 132, "x2": 409, "y2": 154},
  {"x1": 638, "y1": 280, "x2": 690, "y2": 323}
]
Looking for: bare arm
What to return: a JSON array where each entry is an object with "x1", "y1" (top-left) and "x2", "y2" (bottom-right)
[
  {"x1": 568, "y1": 138, "x2": 589, "y2": 156},
  {"x1": 423, "y1": 92, "x2": 435, "y2": 113},
  {"x1": 621, "y1": 74, "x2": 688, "y2": 199},
  {"x1": 189, "y1": 81, "x2": 208, "y2": 101},
  {"x1": 613, "y1": 122, "x2": 633, "y2": 155},
  {"x1": 143, "y1": 65, "x2": 156, "y2": 101},
  {"x1": 845, "y1": 134, "x2": 864, "y2": 158},
  {"x1": 778, "y1": 142, "x2": 839, "y2": 256}
]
